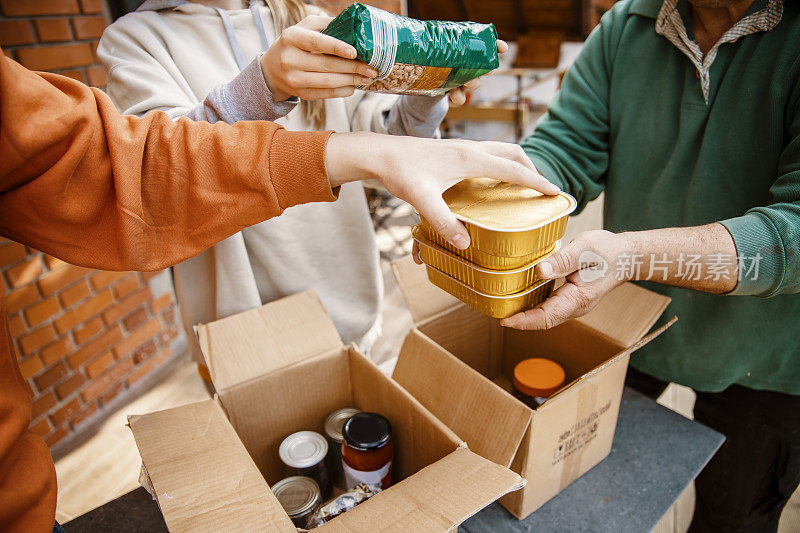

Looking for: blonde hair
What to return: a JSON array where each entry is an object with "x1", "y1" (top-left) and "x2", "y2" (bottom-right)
[{"x1": 265, "y1": 0, "x2": 326, "y2": 128}]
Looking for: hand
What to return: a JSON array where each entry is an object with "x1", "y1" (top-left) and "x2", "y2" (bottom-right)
[
  {"x1": 325, "y1": 132, "x2": 560, "y2": 249},
  {"x1": 500, "y1": 230, "x2": 629, "y2": 330},
  {"x1": 260, "y1": 15, "x2": 377, "y2": 101},
  {"x1": 448, "y1": 40, "x2": 508, "y2": 106}
]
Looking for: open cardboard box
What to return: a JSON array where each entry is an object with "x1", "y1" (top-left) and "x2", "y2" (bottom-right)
[
  {"x1": 391, "y1": 256, "x2": 677, "y2": 519},
  {"x1": 127, "y1": 290, "x2": 524, "y2": 532}
]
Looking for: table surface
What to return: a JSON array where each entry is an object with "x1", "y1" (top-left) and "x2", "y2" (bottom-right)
[{"x1": 65, "y1": 388, "x2": 723, "y2": 533}]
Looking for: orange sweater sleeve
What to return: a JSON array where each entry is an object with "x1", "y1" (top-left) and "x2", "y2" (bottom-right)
[{"x1": 0, "y1": 49, "x2": 335, "y2": 533}]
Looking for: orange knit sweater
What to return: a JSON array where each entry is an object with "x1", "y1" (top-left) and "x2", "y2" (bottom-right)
[{"x1": 0, "y1": 49, "x2": 335, "y2": 532}]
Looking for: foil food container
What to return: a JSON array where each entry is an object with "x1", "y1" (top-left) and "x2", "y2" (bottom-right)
[
  {"x1": 420, "y1": 178, "x2": 576, "y2": 269},
  {"x1": 413, "y1": 226, "x2": 560, "y2": 296},
  {"x1": 423, "y1": 264, "x2": 555, "y2": 319}
]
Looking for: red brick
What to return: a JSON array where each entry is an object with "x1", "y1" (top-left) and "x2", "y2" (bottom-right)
[
  {"x1": 54, "y1": 289, "x2": 113, "y2": 334},
  {"x1": 40, "y1": 337, "x2": 73, "y2": 366},
  {"x1": 73, "y1": 316, "x2": 102, "y2": 344},
  {"x1": 113, "y1": 318, "x2": 160, "y2": 359},
  {"x1": 81, "y1": 357, "x2": 133, "y2": 402},
  {"x1": 99, "y1": 381, "x2": 125, "y2": 407},
  {"x1": 16, "y1": 43, "x2": 92, "y2": 71},
  {"x1": 86, "y1": 64, "x2": 106, "y2": 87},
  {"x1": 150, "y1": 293, "x2": 172, "y2": 315},
  {"x1": 79, "y1": 0, "x2": 101, "y2": 12},
  {"x1": 0, "y1": 241, "x2": 26, "y2": 267},
  {"x1": 112, "y1": 275, "x2": 140, "y2": 299},
  {"x1": 126, "y1": 358, "x2": 158, "y2": 386},
  {"x1": 70, "y1": 401, "x2": 98, "y2": 428},
  {"x1": 162, "y1": 305, "x2": 176, "y2": 325},
  {"x1": 30, "y1": 418, "x2": 51, "y2": 438},
  {"x1": 66, "y1": 324, "x2": 122, "y2": 368},
  {"x1": 5, "y1": 256, "x2": 43, "y2": 289},
  {"x1": 45, "y1": 425, "x2": 70, "y2": 447},
  {"x1": 43, "y1": 254, "x2": 69, "y2": 271},
  {"x1": 6, "y1": 283, "x2": 40, "y2": 314},
  {"x1": 24, "y1": 297, "x2": 61, "y2": 327},
  {"x1": 132, "y1": 340, "x2": 157, "y2": 365},
  {"x1": 33, "y1": 360, "x2": 67, "y2": 390},
  {"x1": 39, "y1": 265, "x2": 90, "y2": 295},
  {"x1": 90, "y1": 270, "x2": 126, "y2": 290},
  {"x1": 34, "y1": 18, "x2": 73, "y2": 42},
  {"x1": 8, "y1": 313, "x2": 26, "y2": 338},
  {"x1": 19, "y1": 325, "x2": 55, "y2": 355},
  {"x1": 158, "y1": 323, "x2": 179, "y2": 345},
  {"x1": 19, "y1": 355, "x2": 43, "y2": 380},
  {"x1": 59, "y1": 279, "x2": 90, "y2": 308},
  {"x1": 71, "y1": 15, "x2": 105, "y2": 39},
  {"x1": 58, "y1": 69, "x2": 84, "y2": 83},
  {"x1": 123, "y1": 308, "x2": 148, "y2": 332},
  {"x1": 90, "y1": 39, "x2": 98, "y2": 61},
  {"x1": 0, "y1": 19, "x2": 34, "y2": 45},
  {"x1": 55, "y1": 373, "x2": 86, "y2": 400},
  {"x1": 1, "y1": 0, "x2": 79, "y2": 16},
  {"x1": 32, "y1": 392, "x2": 57, "y2": 419},
  {"x1": 51, "y1": 398, "x2": 81, "y2": 425},
  {"x1": 102, "y1": 287, "x2": 151, "y2": 324},
  {"x1": 85, "y1": 350, "x2": 113, "y2": 378}
]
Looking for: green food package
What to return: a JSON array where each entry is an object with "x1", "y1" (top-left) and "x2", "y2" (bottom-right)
[{"x1": 323, "y1": 3, "x2": 499, "y2": 96}]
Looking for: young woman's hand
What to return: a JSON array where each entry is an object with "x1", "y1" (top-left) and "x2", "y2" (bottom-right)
[
  {"x1": 260, "y1": 15, "x2": 377, "y2": 101},
  {"x1": 448, "y1": 40, "x2": 509, "y2": 106},
  {"x1": 325, "y1": 132, "x2": 559, "y2": 250}
]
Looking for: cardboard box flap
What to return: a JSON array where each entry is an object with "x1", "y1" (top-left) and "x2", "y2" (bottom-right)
[
  {"x1": 575, "y1": 283, "x2": 671, "y2": 347},
  {"x1": 392, "y1": 255, "x2": 460, "y2": 323},
  {"x1": 196, "y1": 290, "x2": 342, "y2": 391},
  {"x1": 128, "y1": 400, "x2": 294, "y2": 533},
  {"x1": 548, "y1": 316, "x2": 678, "y2": 403},
  {"x1": 393, "y1": 330, "x2": 532, "y2": 468},
  {"x1": 320, "y1": 447, "x2": 525, "y2": 532}
]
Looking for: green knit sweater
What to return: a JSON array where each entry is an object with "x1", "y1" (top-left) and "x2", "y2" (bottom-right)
[{"x1": 521, "y1": 0, "x2": 800, "y2": 394}]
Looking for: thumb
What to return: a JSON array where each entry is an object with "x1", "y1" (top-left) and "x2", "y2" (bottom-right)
[
  {"x1": 536, "y1": 243, "x2": 580, "y2": 279},
  {"x1": 416, "y1": 194, "x2": 471, "y2": 250}
]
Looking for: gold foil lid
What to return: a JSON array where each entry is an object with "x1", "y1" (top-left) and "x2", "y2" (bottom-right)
[{"x1": 443, "y1": 178, "x2": 573, "y2": 230}]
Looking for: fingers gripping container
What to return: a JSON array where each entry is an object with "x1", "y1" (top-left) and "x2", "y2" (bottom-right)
[
  {"x1": 424, "y1": 266, "x2": 555, "y2": 319},
  {"x1": 413, "y1": 226, "x2": 561, "y2": 296},
  {"x1": 420, "y1": 178, "x2": 577, "y2": 270},
  {"x1": 323, "y1": 3, "x2": 499, "y2": 96}
]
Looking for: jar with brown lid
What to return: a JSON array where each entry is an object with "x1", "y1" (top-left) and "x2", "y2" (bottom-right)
[
  {"x1": 512, "y1": 357, "x2": 566, "y2": 409},
  {"x1": 341, "y1": 412, "x2": 393, "y2": 490}
]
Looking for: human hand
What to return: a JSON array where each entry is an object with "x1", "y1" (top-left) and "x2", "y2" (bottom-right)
[
  {"x1": 500, "y1": 230, "x2": 629, "y2": 330},
  {"x1": 448, "y1": 40, "x2": 509, "y2": 106},
  {"x1": 325, "y1": 132, "x2": 559, "y2": 249},
  {"x1": 260, "y1": 15, "x2": 377, "y2": 101}
]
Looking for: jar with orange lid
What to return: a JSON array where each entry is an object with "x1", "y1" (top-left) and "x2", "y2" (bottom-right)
[
  {"x1": 341, "y1": 412, "x2": 393, "y2": 490},
  {"x1": 512, "y1": 357, "x2": 566, "y2": 409}
]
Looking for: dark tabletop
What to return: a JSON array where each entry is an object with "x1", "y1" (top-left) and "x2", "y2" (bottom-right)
[{"x1": 65, "y1": 387, "x2": 723, "y2": 533}]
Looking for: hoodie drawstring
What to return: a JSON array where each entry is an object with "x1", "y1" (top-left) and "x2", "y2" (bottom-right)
[{"x1": 214, "y1": 1, "x2": 271, "y2": 72}]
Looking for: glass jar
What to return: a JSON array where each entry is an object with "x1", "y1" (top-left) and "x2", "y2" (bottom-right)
[
  {"x1": 341, "y1": 412, "x2": 393, "y2": 490},
  {"x1": 271, "y1": 476, "x2": 321, "y2": 528},
  {"x1": 279, "y1": 431, "x2": 332, "y2": 499},
  {"x1": 324, "y1": 407, "x2": 361, "y2": 490},
  {"x1": 512, "y1": 357, "x2": 566, "y2": 409}
]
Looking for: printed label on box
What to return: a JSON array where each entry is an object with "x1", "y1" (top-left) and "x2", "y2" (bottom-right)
[{"x1": 552, "y1": 401, "x2": 612, "y2": 466}]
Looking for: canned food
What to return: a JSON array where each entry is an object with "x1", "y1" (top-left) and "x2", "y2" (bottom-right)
[
  {"x1": 420, "y1": 178, "x2": 576, "y2": 269},
  {"x1": 423, "y1": 264, "x2": 555, "y2": 319},
  {"x1": 323, "y1": 408, "x2": 361, "y2": 490},
  {"x1": 414, "y1": 226, "x2": 560, "y2": 296},
  {"x1": 279, "y1": 431, "x2": 332, "y2": 499},
  {"x1": 271, "y1": 476, "x2": 321, "y2": 528}
]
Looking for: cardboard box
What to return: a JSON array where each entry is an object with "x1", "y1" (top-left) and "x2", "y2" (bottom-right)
[
  {"x1": 391, "y1": 256, "x2": 676, "y2": 519},
  {"x1": 128, "y1": 290, "x2": 524, "y2": 532}
]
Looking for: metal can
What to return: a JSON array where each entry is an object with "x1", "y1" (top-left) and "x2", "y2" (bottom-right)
[
  {"x1": 324, "y1": 408, "x2": 361, "y2": 490},
  {"x1": 279, "y1": 431, "x2": 332, "y2": 499},
  {"x1": 271, "y1": 476, "x2": 321, "y2": 529}
]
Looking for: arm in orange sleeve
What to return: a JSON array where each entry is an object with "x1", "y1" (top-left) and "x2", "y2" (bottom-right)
[{"x1": 0, "y1": 49, "x2": 336, "y2": 271}]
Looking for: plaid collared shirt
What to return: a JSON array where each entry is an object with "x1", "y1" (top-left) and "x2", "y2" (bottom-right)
[{"x1": 655, "y1": 0, "x2": 783, "y2": 102}]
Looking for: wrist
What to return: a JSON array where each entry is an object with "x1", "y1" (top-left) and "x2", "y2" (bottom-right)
[
  {"x1": 259, "y1": 53, "x2": 292, "y2": 102},
  {"x1": 325, "y1": 132, "x2": 383, "y2": 187}
]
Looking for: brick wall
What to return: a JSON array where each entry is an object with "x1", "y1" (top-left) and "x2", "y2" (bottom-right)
[
  {"x1": 2, "y1": 240, "x2": 182, "y2": 450},
  {"x1": 0, "y1": 0, "x2": 108, "y2": 88}
]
